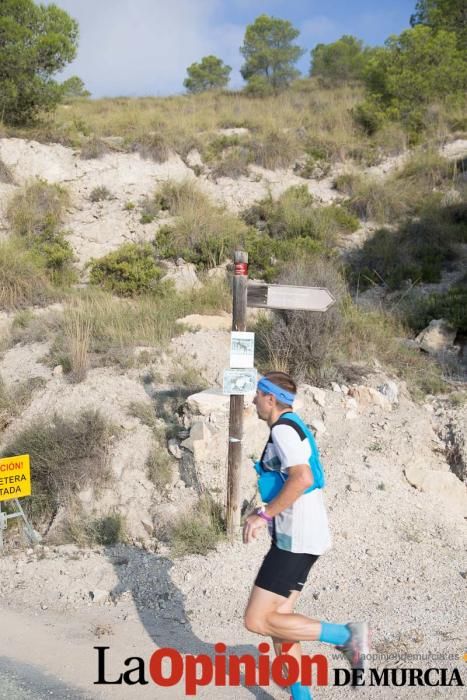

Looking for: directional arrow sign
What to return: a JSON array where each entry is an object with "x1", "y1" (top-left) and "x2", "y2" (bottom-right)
[{"x1": 247, "y1": 283, "x2": 335, "y2": 312}]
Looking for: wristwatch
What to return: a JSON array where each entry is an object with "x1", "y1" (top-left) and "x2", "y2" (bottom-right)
[{"x1": 255, "y1": 506, "x2": 273, "y2": 523}]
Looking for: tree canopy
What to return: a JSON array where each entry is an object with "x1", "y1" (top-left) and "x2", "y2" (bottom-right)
[
  {"x1": 410, "y1": 0, "x2": 466, "y2": 48},
  {"x1": 62, "y1": 76, "x2": 90, "y2": 99},
  {"x1": 310, "y1": 35, "x2": 372, "y2": 84},
  {"x1": 0, "y1": 0, "x2": 79, "y2": 125},
  {"x1": 183, "y1": 55, "x2": 231, "y2": 94},
  {"x1": 361, "y1": 25, "x2": 467, "y2": 130},
  {"x1": 240, "y1": 14, "x2": 304, "y2": 94}
]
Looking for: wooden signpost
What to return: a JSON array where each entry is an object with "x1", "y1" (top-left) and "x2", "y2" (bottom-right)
[{"x1": 225, "y1": 252, "x2": 336, "y2": 537}]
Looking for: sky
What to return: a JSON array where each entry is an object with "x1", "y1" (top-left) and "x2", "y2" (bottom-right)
[{"x1": 47, "y1": 0, "x2": 417, "y2": 98}]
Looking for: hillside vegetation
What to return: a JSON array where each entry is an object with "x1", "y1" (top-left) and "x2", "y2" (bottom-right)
[
  {"x1": 0, "y1": 1, "x2": 465, "y2": 559},
  {"x1": 1, "y1": 76, "x2": 466, "y2": 385}
]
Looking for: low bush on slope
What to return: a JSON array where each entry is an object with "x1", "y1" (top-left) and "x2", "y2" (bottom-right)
[
  {"x1": 6, "y1": 179, "x2": 76, "y2": 285},
  {"x1": 255, "y1": 257, "x2": 445, "y2": 396},
  {"x1": 1, "y1": 410, "x2": 114, "y2": 525}
]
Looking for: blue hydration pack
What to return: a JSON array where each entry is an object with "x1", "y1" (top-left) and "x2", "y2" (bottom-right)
[{"x1": 253, "y1": 411, "x2": 325, "y2": 503}]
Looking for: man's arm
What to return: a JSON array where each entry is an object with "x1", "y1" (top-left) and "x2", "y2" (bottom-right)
[
  {"x1": 243, "y1": 464, "x2": 313, "y2": 543},
  {"x1": 264, "y1": 463, "x2": 313, "y2": 517}
]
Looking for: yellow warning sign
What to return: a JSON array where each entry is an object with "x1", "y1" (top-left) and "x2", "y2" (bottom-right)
[{"x1": 0, "y1": 454, "x2": 31, "y2": 502}]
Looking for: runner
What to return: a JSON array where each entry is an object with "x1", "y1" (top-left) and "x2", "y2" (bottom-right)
[{"x1": 243, "y1": 371, "x2": 368, "y2": 700}]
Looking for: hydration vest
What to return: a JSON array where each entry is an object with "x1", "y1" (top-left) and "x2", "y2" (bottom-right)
[{"x1": 264, "y1": 411, "x2": 326, "y2": 493}]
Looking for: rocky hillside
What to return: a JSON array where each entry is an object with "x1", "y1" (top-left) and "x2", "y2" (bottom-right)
[
  {"x1": 0, "y1": 132, "x2": 466, "y2": 533},
  {"x1": 0, "y1": 132, "x2": 466, "y2": 697}
]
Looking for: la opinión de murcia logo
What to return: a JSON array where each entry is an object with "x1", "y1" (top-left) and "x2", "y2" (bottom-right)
[{"x1": 94, "y1": 645, "x2": 465, "y2": 695}]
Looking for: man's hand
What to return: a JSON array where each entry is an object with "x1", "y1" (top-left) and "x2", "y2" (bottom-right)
[{"x1": 242, "y1": 513, "x2": 267, "y2": 544}]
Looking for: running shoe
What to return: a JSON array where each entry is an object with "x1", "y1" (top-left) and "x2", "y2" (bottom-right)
[{"x1": 336, "y1": 622, "x2": 369, "y2": 686}]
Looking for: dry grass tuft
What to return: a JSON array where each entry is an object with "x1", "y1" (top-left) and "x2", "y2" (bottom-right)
[
  {"x1": 80, "y1": 137, "x2": 110, "y2": 159},
  {"x1": 0, "y1": 239, "x2": 54, "y2": 310},
  {"x1": 6, "y1": 179, "x2": 70, "y2": 237},
  {"x1": 170, "y1": 494, "x2": 225, "y2": 556},
  {"x1": 63, "y1": 299, "x2": 93, "y2": 383},
  {"x1": 0, "y1": 158, "x2": 14, "y2": 183},
  {"x1": 1, "y1": 410, "x2": 114, "y2": 524}
]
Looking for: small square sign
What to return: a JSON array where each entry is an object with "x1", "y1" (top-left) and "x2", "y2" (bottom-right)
[
  {"x1": 223, "y1": 368, "x2": 257, "y2": 395},
  {"x1": 230, "y1": 331, "x2": 255, "y2": 368}
]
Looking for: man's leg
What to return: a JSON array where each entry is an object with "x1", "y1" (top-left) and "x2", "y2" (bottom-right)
[
  {"x1": 246, "y1": 588, "x2": 313, "y2": 699},
  {"x1": 244, "y1": 586, "x2": 368, "y2": 684},
  {"x1": 244, "y1": 586, "x2": 321, "y2": 641},
  {"x1": 273, "y1": 595, "x2": 314, "y2": 700},
  {"x1": 271, "y1": 590, "x2": 302, "y2": 680}
]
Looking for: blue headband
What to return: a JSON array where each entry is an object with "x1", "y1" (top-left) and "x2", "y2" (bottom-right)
[{"x1": 257, "y1": 377, "x2": 295, "y2": 405}]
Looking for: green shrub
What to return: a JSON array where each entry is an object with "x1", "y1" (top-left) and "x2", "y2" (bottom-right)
[
  {"x1": 171, "y1": 494, "x2": 225, "y2": 556},
  {"x1": 153, "y1": 179, "x2": 206, "y2": 214},
  {"x1": 91, "y1": 513, "x2": 127, "y2": 545},
  {"x1": 146, "y1": 446, "x2": 174, "y2": 491},
  {"x1": 204, "y1": 134, "x2": 242, "y2": 160},
  {"x1": 138, "y1": 195, "x2": 159, "y2": 223},
  {"x1": 204, "y1": 131, "x2": 300, "y2": 176},
  {"x1": 131, "y1": 133, "x2": 170, "y2": 162},
  {"x1": 80, "y1": 138, "x2": 109, "y2": 159},
  {"x1": 243, "y1": 229, "x2": 325, "y2": 281},
  {"x1": 350, "y1": 203, "x2": 467, "y2": 288},
  {"x1": 5, "y1": 179, "x2": 75, "y2": 286},
  {"x1": 396, "y1": 149, "x2": 455, "y2": 189},
  {"x1": 210, "y1": 146, "x2": 252, "y2": 179},
  {"x1": 242, "y1": 186, "x2": 358, "y2": 244},
  {"x1": 139, "y1": 179, "x2": 206, "y2": 224},
  {"x1": 184, "y1": 276, "x2": 232, "y2": 313},
  {"x1": 0, "y1": 410, "x2": 113, "y2": 523},
  {"x1": 340, "y1": 302, "x2": 446, "y2": 397},
  {"x1": 405, "y1": 277, "x2": 467, "y2": 334},
  {"x1": 156, "y1": 220, "x2": 243, "y2": 269},
  {"x1": 128, "y1": 401, "x2": 158, "y2": 429},
  {"x1": 449, "y1": 391, "x2": 467, "y2": 407},
  {"x1": 353, "y1": 99, "x2": 389, "y2": 135},
  {"x1": 168, "y1": 362, "x2": 208, "y2": 390},
  {"x1": 0, "y1": 239, "x2": 53, "y2": 310},
  {"x1": 153, "y1": 182, "x2": 248, "y2": 268},
  {"x1": 88, "y1": 242, "x2": 171, "y2": 297},
  {"x1": 31, "y1": 229, "x2": 76, "y2": 285},
  {"x1": 7, "y1": 179, "x2": 70, "y2": 237},
  {"x1": 89, "y1": 186, "x2": 112, "y2": 202},
  {"x1": 248, "y1": 130, "x2": 301, "y2": 170},
  {"x1": 293, "y1": 155, "x2": 331, "y2": 179},
  {"x1": 326, "y1": 205, "x2": 360, "y2": 232},
  {"x1": 61, "y1": 509, "x2": 127, "y2": 546},
  {"x1": 334, "y1": 172, "x2": 411, "y2": 222}
]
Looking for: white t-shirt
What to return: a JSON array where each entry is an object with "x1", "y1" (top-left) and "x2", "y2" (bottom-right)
[{"x1": 261, "y1": 421, "x2": 332, "y2": 555}]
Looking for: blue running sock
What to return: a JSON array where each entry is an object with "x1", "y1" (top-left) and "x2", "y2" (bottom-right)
[
  {"x1": 290, "y1": 681, "x2": 312, "y2": 700},
  {"x1": 319, "y1": 622, "x2": 351, "y2": 646}
]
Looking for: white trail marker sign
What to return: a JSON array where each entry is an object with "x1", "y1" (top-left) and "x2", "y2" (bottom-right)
[{"x1": 247, "y1": 283, "x2": 335, "y2": 312}]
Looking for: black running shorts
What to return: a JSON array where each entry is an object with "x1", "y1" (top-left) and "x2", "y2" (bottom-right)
[{"x1": 254, "y1": 543, "x2": 319, "y2": 598}]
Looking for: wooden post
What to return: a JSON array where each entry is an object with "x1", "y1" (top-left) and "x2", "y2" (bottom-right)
[{"x1": 226, "y1": 251, "x2": 248, "y2": 539}]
